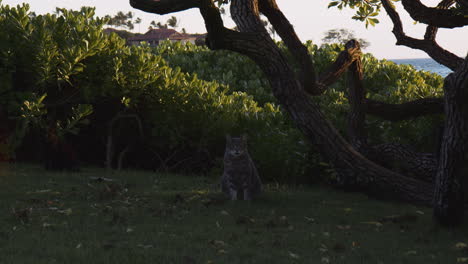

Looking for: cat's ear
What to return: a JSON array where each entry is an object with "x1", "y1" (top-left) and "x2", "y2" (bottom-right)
[
  {"x1": 226, "y1": 134, "x2": 232, "y2": 143},
  {"x1": 241, "y1": 134, "x2": 248, "y2": 142}
]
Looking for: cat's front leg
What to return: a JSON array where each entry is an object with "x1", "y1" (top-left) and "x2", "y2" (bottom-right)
[
  {"x1": 244, "y1": 189, "x2": 252, "y2": 200},
  {"x1": 229, "y1": 189, "x2": 237, "y2": 200}
]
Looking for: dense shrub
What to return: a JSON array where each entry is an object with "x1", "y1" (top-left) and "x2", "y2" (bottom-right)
[
  {"x1": 0, "y1": 3, "x2": 444, "y2": 183},
  {"x1": 0, "y1": 3, "x2": 312, "y2": 182},
  {"x1": 160, "y1": 41, "x2": 444, "y2": 152}
]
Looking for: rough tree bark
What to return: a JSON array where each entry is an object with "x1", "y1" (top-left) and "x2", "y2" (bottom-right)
[
  {"x1": 379, "y1": 0, "x2": 468, "y2": 225},
  {"x1": 129, "y1": 0, "x2": 467, "y2": 225}
]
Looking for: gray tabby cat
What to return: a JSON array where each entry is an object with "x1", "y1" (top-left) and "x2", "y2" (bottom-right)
[{"x1": 221, "y1": 134, "x2": 262, "y2": 200}]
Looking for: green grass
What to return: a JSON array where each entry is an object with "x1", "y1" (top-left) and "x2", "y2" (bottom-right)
[{"x1": 0, "y1": 163, "x2": 466, "y2": 264}]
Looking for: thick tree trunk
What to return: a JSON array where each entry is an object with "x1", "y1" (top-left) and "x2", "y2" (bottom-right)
[{"x1": 433, "y1": 58, "x2": 468, "y2": 225}]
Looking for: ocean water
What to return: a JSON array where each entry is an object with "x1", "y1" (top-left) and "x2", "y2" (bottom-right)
[{"x1": 390, "y1": 58, "x2": 452, "y2": 77}]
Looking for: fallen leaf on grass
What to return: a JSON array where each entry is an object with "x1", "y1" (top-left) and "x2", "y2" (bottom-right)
[
  {"x1": 42, "y1": 222, "x2": 54, "y2": 228},
  {"x1": 288, "y1": 251, "x2": 300, "y2": 259},
  {"x1": 89, "y1": 177, "x2": 114, "y2": 182},
  {"x1": 27, "y1": 189, "x2": 52, "y2": 194},
  {"x1": 236, "y1": 216, "x2": 255, "y2": 225},
  {"x1": 220, "y1": 210, "x2": 229, "y2": 216},
  {"x1": 76, "y1": 243, "x2": 82, "y2": 249},
  {"x1": 337, "y1": 225, "x2": 351, "y2": 230},
  {"x1": 58, "y1": 208, "x2": 72, "y2": 215},
  {"x1": 456, "y1": 243, "x2": 468, "y2": 250},
  {"x1": 361, "y1": 221, "x2": 383, "y2": 227},
  {"x1": 209, "y1": 240, "x2": 227, "y2": 248},
  {"x1": 380, "y1": 214, "x2": 418, "y2": 223},
  {"x1": 137, "y1": 244, "x2": 154, "y2": 249},
  {"x1": 319, "y1": 244, "x2": 328, "y2": 253}
]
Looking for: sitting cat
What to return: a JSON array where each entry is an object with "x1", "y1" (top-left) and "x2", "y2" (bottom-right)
[{"x1": 221, "y1": 134, "x2": 262, "y2": 200}]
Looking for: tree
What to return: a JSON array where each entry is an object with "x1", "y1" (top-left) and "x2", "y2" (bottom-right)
[
  {"x1": 167, "y1": 16, "x2": 180, "y2": 29},
  {"x1": 129, "y1": 0, "x2": 468, "y2": 226},
  {"x1": 322, "y1": 28, "x2": 370, "y2": 49},
  {"x1": 135, "y1": 17, "x2": 142, "y2": 32},
  {"x1": 105, "y1": 11, "x2": 135, "y2": 30}
]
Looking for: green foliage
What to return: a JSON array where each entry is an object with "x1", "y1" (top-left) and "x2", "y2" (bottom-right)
[
  {"x1": 155, "y1": 41, "x2": 274, "y2": 105},
  {"x1": 328, "y1": 0, "x2": 464, "y2": 27},
  {"x1": 328, "y1": 0, "x2": 398, "y2": 27},
  {"x1": 0, "y1": 4, "x2": 308, "y2": 181},
  {"x1": 158, "y1": 40, "x2": 444, "y2": 156},
  {"x1": 311, "y1": 43, "x2": 444, "y2": 150},
  {"x1": 0, "y1": 3, "x2": 445, "y2": 182}
]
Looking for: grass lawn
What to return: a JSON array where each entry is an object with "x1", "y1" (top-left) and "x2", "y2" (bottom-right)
[{"x1": 0, "y1": 163, "x2": 467, "y2": 264}]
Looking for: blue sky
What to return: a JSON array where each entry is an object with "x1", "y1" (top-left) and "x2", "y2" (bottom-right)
[{"x1": 2, "y1": 0, "x2": 467, "y2": 59}]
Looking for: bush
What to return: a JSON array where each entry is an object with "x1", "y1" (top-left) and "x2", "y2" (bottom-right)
[{"x1": 0, "y1": 3, "x2": 445, "y2": 183}]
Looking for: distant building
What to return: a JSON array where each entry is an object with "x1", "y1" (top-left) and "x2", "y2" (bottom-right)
[{"x1": 127, "y1": 28, "x2": 198, "y2": 47}]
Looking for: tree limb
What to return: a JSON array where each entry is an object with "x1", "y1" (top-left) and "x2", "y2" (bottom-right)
[
  {"x1": 346, "y1": 51, "x2": 368, "y2": 151},
  {"x1": 373, "y1": 143, "x2": 436, "y2": 182},
  {"x1": 316, "y1": 40, "x2": 362, "y2": 93},
  {"x1": 401, "y1": 0, "x2": 468, "y2": 28},
  {"x1": 366, "y1": 97, "x2": 444, "y2": 121},
  {"x1": 129, "y1": 0, "x2": 200, "y2": 14},
  {"x1": 381, "y1": 0, "x2": 463, "y2": 71},
  {"x1": 258, "y1": 0, "x2": 317, "y2": 93}
]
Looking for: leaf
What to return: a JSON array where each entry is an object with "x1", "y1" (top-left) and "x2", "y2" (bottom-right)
[
  {"x1": 328, "y1": 1, "x2": 339, "y2": 8},
  {"x1": 288, "y1": 251, "x2": 300, "y2": 259},
  {"x1": 456, "y1": 243, "x2": 468, "y2": 250},
  {"x1": 361, "y1": 221, "x2": 383, "y2": 227},
  {"x1": 220, "y1": 210, "x2": 229, "y2": 216},
  {"x1": 137, "y1": 244, "x2": 154, "y2": 249},
  {"x1": 210, "y1": 240, "x2": 226, "y2": 248},
  {"x1": 42, "y1": 222, "x2": 53, "y2": 228}
]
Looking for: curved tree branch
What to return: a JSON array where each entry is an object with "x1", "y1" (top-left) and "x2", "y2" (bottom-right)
[
  {"x1": 317, "y1": 40, "x2": 362, "y2": 93},
  {"x1": 366, "y1": 97, "x2": 444, "y2": 121},
  {"x1": 401, "y1": 0, "x2": 468, "y2": 28},
  {"x1": 129, "y1": 0, "x2": 200, "y2": 14},
  {"x1": 346, "y1": 50, "x2": 368, "y2": 152},
  {"x1": 258, "y1": 0, "x2": 317, "y2": 93},
  {"x1": 381, "y1": 0, "x2": 463, "y2": 71},
  {"x1": 373, "y1": 143, "x2": 436, "y2": 182}
]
